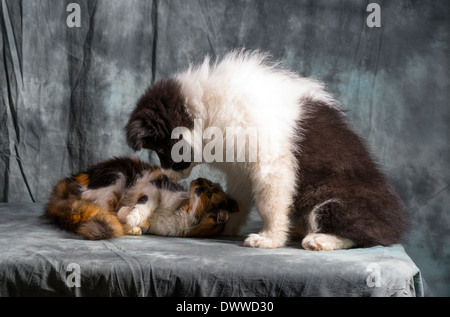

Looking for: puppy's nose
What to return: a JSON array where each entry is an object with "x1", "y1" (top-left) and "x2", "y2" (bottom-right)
[{"x1": 207, "y1": 192, "x2": 212, "y2": 199}]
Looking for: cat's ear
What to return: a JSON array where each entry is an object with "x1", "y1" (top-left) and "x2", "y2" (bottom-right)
[
  {"x1": 212, "y1": 197, "x2": 238, "y2": 224},
  {"x1": 214, "y1": 210, "x2": 230, "y2": 224},
  {"x1": 225, "y1": 196, "x2": 240, "y2": 213}
]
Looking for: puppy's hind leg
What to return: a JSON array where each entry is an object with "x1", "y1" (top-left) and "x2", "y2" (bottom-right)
[
  {"x1": 300, "y1": 199, "x2": 355, "y2": 251},
  {"x1": 302, "y1": 233, "x2": 354, "y2": 251}
]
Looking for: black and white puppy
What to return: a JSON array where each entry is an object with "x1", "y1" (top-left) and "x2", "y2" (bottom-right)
[{"x1": 125, "y1": 50, "x2": 408, "y2": 250}]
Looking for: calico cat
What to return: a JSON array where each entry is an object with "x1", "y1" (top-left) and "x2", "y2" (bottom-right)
[{"x1": 43, "y1": 157, "x2": 238, "y2": 240}]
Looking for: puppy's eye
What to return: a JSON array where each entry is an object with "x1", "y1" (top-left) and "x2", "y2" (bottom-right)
[{"x1": 207, "y1": 192, "x2": 212, "y2": 199}]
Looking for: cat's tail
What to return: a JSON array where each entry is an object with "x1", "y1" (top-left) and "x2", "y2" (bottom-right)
[
  {"x1": 43, "y1": 178, "x2": 124, "y2": 240},
  {"x1": 71, "y1": 202, "x2": 124, "y2": 240}
]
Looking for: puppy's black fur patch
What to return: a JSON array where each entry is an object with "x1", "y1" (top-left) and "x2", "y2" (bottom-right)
[
  {"x1": 291, "y1": 99, "x2": 409, "y2": 247},
  {"x1": 125, "y1": 79, "x2": 193, "y2": 171}
]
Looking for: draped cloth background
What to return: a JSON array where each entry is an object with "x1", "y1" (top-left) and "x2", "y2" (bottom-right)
[{"x1": 1, "y1": 0, "x2": 449, "y2": 295}]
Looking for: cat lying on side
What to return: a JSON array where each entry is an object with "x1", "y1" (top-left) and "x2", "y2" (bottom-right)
[{"x1": 43, "y1": 157, "x2": 238, "y2": 240}]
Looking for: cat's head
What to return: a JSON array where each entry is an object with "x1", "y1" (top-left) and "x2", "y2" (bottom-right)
[{"x1": 185, "y1": 178, "x2": 239, "y2": 237}]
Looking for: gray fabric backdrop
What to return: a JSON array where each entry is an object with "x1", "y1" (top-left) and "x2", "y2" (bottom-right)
[{"x1": 1, "y1": 0, "x2": 449, "y2": 296}]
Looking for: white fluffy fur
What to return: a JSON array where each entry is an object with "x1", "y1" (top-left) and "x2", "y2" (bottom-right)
[
  {"x1": 81, "y1": 174, "x2": 126, "y2": 209},
  {"x1": 168, "y1": 50, "x2": 338, "y2": 248},
  {"x1": 116, "y1": 180, "x2": 194, "y2": 236}
]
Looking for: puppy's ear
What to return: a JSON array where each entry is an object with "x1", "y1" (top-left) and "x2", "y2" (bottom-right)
[
  {"x1": 125, "y1": 118, "x2": 148, "y2": 151},
  {"x1": 125, "y1": 78, "x2": 191, "y2": 152},
  {"x1": 125, "y1": 115, "x2": 168, "y2": 151}
]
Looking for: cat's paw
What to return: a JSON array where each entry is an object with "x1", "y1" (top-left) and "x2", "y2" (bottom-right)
[
  {"x1": 130, "y1": 226, "x2": 142, "y2": 236},
  {"x1": 123, "y1": 225, "x2": 142, "y2": 236},
  {"x1": 125, "y1": 209, "x2": 144, "y2": 227},
  {"x1": 118, "y1": 205, "x2": 149, "y2": 227},
  {"x1": 117, "y1": 206, "x2": 133, "y2": 223}
]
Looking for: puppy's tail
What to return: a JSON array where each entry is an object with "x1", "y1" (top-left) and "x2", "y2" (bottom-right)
[{"x1": 43, "y1": 178, "x2": 123, "y2": 240}]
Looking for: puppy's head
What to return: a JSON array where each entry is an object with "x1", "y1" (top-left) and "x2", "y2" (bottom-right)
[
  {"x1": 125, "y1": 79, "x2": 194, "y2": 179},
  {"x1": 185, "y1": 178, "x2": 239, "y2": 237}
]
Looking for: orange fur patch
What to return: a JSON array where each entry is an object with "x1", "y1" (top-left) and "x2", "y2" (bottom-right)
[
  {"x1": 55, "y1": 180, "x2": 68, "y2": 197},
  {"x1": 107, "y1": 191, "x2": 121, "y2": 212},
  {"x1": 184, "y1": 178, "x2": 237, "y2": 237},
  {"x1": 151, "y1": 167, "x2": 163, "y2": 180},
  {"x1": 113, "y1": 191, "x2": 121, "y2": 201},
  {"x1": 74, "y1": 173, "x2": 89, "y2": 187},
  {"x1": 75, "y1": 204, "x2": 94, "y2": 224}
]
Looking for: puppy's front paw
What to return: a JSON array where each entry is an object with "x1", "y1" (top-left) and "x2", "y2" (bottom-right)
[{"x1": 243, "y1": 233, "x2": 285, "y2": 249}]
